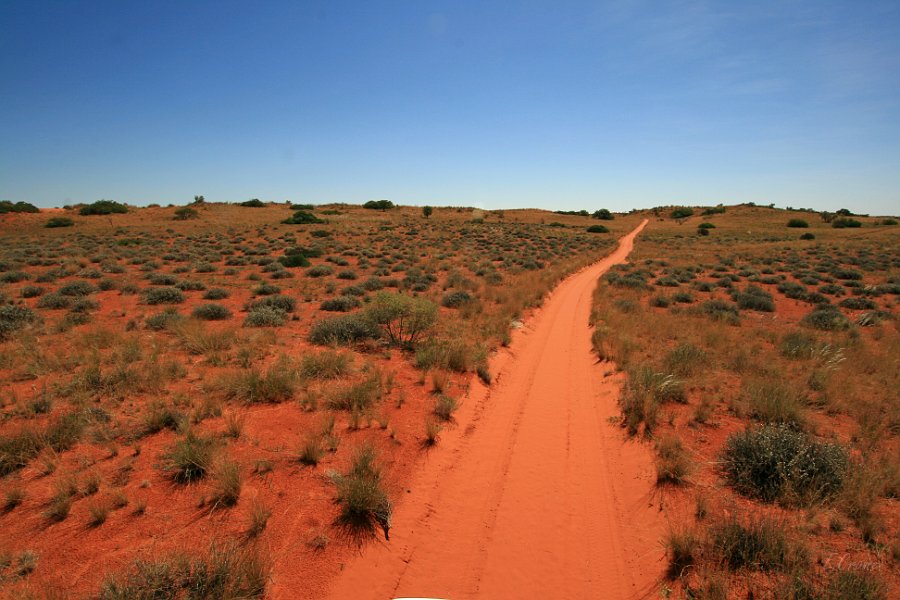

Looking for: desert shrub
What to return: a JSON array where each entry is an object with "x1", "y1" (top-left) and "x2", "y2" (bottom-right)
[
  {"x1": 192, "y1": 303, "x2": 232, "y2": 321},
  {"x1": 363, "y1": 199, "x2": 394, "y2": 210},
  {"x1": 45, "y1": 216, "x2": 74, "y2": 228},
  {"x1": 210, "y1": 459, "x2": 242, "y2": 507},
  {"x1": 141, "y1": 400, "x2": 185, "y2": 435},
  {"x1": 670, "y1": 207, "x2": 694, "y2": 219},
  {"x1": 0, "y1": 200, "x2": 39, "y2": 213},
  {"x1": 365, "y1": 292, "x2": 437, "y2": 347},
  {"x1": 320, "y1": 296, "x2": 360, "y2": 312},
  {"x1": 655, "y1": 435, "x2": 691, "y2": 484},
  {"x1": 433, "y1": 394, "x2": 459, "y2": 421},
  {"x1": 252, "y1": 283, "x2": 281, "y2": 296},
  {"x1": 332, "y1": 445, "x2": 392, "y2": 542},
  {"x1": 59, "y1": 280, "x2": 96, "y2": 296},
  {"x1": 414, "y1": 338, "x2": 483, "y2": 373},
  {"x1": 586, "y1": 224, "x2": 609, "y2": 233},
  {"x1": 721, "y1": 425, "x2": 848, "y2": 505},
  {"x1": 832, "y1": 217, "x2": 862, "y2": 228},
  {"x1": 162, "y1": 431, "x2": 216, "y2": 483},
  {"x1": 710, "y1": 515, "x2": 805, "y2": 572},
  {"x1": 282, "y1": 210, "x2": 324, "y2": 224},
  {"x1": 143, "y1": 286, "x2": 185, "y2": 305},
  {"x1": 278, "y1": 253, "x2": 310, "y2": 268},
  {"x1": 0, "y1": 428, "x2": 42, "y2": 476},
  {"x1": 36, "y1": 291, "x2": 72, "y2": 309},
  {"x1": 699, "y1": 299, "x2": 739, "y2": 323},
  {"x1": 149, "y1": 273, "x2": 178, "y2": 286},
  {"x1": 173, "y1": 206, "x2": 198, "y2": 220},
  {"x1": 665, "y1": 528, "x2": 699, "y2": 579},
  {"x1": 98, "y1": 543, "x2": 267, "y2": 600},
  {"x1": 176, "y1": 279, "x2": 207, "y2": 291},
  {"x1": 651, "y1": 295, "x2": 670, "y2": 308},
  {"x1": 742, "y1": 379, "x2": 805, "y2": 426},
  {"x1": 822, "y1": 569, "x2": 887, "y2": 600},
  {"x1": 620, "y1": 367, "x2": 684, "y2": 435},
  {"x1": 592, "y1": 208, "x2": 614, "y2": 220},
  {"x1": 733, "y1": 285, "x2": 775, "y2": 312},
  {"x1": 79, "y1": 200, "x2": 128, "y2": 215},
  {"x1": 441, "y1": 290, "x2": 473, "y2": 308},
  {"x1": 299, "y1": 350, "x2": 353, "y2": 380},
  {"x1": 831, "y1": 268, "x2": 862, "y2": 280},
  {"x1": 839, "y1": 297, "x2": 876, "y2": 310},
  {"x1": 697, "y1": 222, "x2": 715, "y2": 229},
  {"x1": 309, "y1": 313, "x2": 378, "y2": 345},
  {"x1": 203, "y1": 288, "x2": 230, "y2": 300},
  {"x1": 145, "y1": 310, "x2": 185, "y2": 330},
  {"x1": 787, "y1": 219, "x2": 809, "y2": 228},
  {"x1": 779, "y1": 331, "x2": 819, "y2": 359},
  {"x1": 672, "y1": 291, "x2": 693, "y2": 303},
  {"x1": 298, "y1": 434, "x2": 325, "y2": 466},
  {"x1": 664, "y1": 343, "x2": 706, "y2": 377},
  {"x1": 799, "y1": 232, "x2": 816, "y2": 240},
  {"x1": 244, "y1": 306, "x2": 287, "y2": 327},
  {"x1": 247, "y1": 294, "x2": 295, "y2": 313},
  {"x1": 240, "y1": 199, "x2": 265, "y2": 207},
  {"x1": 306, "y1": 265, "x2": 333, "y2": 278},
  {"x1": 0, "y1": 270, "x2": 28, "y2": 283},
  {"x1": 801, "y1": 305, "x2": 850, "y2": 331},
  {"x1": 221, "y1": 358, "x2": 297, "y2": 404},
  {"x1": 327, "y1": 370, "x2": 382, "y2": 412},
  {"x1": 336, "y1": 270, "x2": 357, "y2": 280},
  {"x1": 0, "y1": 304, "x2": 36, "y2": 340}
]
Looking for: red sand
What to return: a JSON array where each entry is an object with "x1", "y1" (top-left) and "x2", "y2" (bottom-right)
[{"x1": 325, "y1": 221, "x2": 665, "y2": 600}]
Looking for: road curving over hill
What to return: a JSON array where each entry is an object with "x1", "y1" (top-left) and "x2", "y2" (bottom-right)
[{"x1": 327, "y1": 219, "x2": 664, "y2": 600}]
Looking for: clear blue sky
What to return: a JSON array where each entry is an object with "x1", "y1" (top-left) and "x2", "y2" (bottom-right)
[{"x1": 2, "y1": 1, "x2": 899, "y2": 214}]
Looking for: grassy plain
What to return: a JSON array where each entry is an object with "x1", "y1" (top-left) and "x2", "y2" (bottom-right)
[
  {"x1": 0, "y1": 201, "x2": 639, "y2": 598},
  {"x1": 591, "y1": 205, "x2": 898, "y2": 598}
]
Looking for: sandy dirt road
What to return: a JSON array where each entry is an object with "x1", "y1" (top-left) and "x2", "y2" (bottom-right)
[{"x1": 327, "y1": 220, "x2": 664, "y2": 600}]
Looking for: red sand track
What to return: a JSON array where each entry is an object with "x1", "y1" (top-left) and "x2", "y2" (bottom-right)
[{"x1": 325, "y1": 220, "x2": 665, "y2": 600}]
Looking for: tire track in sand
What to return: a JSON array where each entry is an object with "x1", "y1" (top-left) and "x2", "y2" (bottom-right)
[{"x1": 327, "y1": 220, "x2": 663, "y2": 600}]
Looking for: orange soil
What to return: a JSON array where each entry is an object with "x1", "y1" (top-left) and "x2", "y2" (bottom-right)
[{"x1": 326, "y1": 221, "x2": 665, "y2": 600}]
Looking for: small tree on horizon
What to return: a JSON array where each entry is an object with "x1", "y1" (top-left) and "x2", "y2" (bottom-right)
[{"x1": 423, "y1": 205, "x2": 433, "y2": 218}]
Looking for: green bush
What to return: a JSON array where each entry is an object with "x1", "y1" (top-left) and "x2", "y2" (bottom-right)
[
  {"x1": 0, "y1": 305, "x2": 36, "y2": 340},
  {"x1": 282, "y1": 210, "x2": 323, "y2": 224},
  {"x1": 365, "y1": 292, "x2": 437, "y2": 347},
  {"x1": 0, "y1": 200, "x2": 40, "y2": 213},
  {"x1": 309, "y1": 313, "x2": 378, "y2": 345},
  {"x1": 192, "y1": 303, "x2": 232, "y2": 320},
  {"x1": 832, "y1": 217, "x2": 862, "y2": 228},
  {"x1": 779, "y1": 331, "x2": 819, "y2": 359},
  {"x1": 363, "y1": 200, "x2": 394, "y2": 210},
  {"x1": 586, "y1": 224, "x2": 609, "y2": 233},
  {"x1": 670, "y1": 207, "x2": 694, "y2": 219},
  {"x1": 699, "y1": 299, "x2": 740, "y2": 323},
  {"x1": 320, "y1": 296, "x2": 360, "y2": 312},
  {"x1": 733, "y1": 285, "x2": 775, "y2": 312},
  {"x1": 36, "y1": 292, "x2": 71, "y2": 309},
  {"x1": 247, "y1": 294, "x2": 295, "y2": 313},
  {"x1": 173, "y1": 206, "x2": 198, "y2": 220},
  {"x1": 143, "y1": 286, "x2": 185, "y2": 305},
  {"x1": 800, "y1": 232, "x2": 816, "y2": 240},
  {"x1": 801, "y1": 305, "x2": 850, "y2": 331},
  {"x1": 441, "y1": 290, "x2": 473, "y2": 308},
  {"x1": 20, "y1": 285, "x2": 44, "y2": 298},
  {"x1": 839, "y1": 297, "x2": 876, "y2": 310},
  {"x1": 721, "y1": 425, "x2": 848, "y2": 505},
  {"x1": 787, "y1": 219, "x2": 809, "y2": 228},
  {"x1": 278, "y1": 253, "x2": 310, "y2": 267},
  {"x1": 306, "y1": 265, "x2": 333, "y2": 278},
  {"x1": 244, "y1": 306, "x2": 287, "y2": 327},
  {"x1": 59, "y1": 280, "x2": 96, "y2": 296},
  {"x1": 145, "y1": 310, "x2": 185, "y2": 330},
  {"x1": 45, "y1": 217, "x2": 75, "y2": 228},
  {"x1": 203, "y1": 288, "x2": 230, "y2": 300},
  {"x1": 240, "y1": 199, "x2": 265, "y2": 207},
  {"x1": 79, "y1": 200, "x2": 128, "y2": 215},
  {"x1": 592, "y1": 208, "x2": 614, "y2": 220}
]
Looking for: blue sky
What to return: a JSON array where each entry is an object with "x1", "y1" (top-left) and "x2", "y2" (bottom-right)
[{"x1": 2, "y1": 1, "x2": 899, "y2": 214}]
